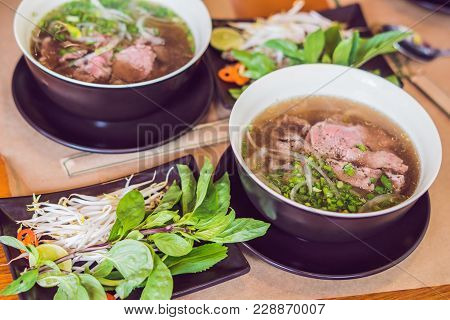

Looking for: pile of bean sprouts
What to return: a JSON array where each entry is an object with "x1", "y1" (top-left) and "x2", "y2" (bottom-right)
[{"x1": 19, "y1": 168, "x2": 174, "y2": 272}]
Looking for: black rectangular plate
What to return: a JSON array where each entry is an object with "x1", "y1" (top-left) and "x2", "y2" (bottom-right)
[
  {"x1": 208, "y1": 3, "x2": 398, "y2": 109},
  {"x1": 0, "y1": 155, "x2": 250, "y2": 300}
]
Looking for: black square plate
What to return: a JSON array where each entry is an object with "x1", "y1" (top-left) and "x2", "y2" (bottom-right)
[
  {"x1": 208, "y1": 3, "x2": 398, "y2": 109},
  {"x1": 0, "y1": 155, "x2": 250, "y2": 299}
]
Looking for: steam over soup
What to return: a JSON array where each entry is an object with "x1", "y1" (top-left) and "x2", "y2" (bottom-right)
[
  {"x1": 242, "y1": 96, "x2": 420, "y2": 213},
  {"x1": 31, "y1": 0, "x2": 194, "y2": 84}
]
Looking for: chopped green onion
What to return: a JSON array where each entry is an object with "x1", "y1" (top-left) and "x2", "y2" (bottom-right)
[{"x1": 343, "y1": 163, "x2": 356, "y2": 176}]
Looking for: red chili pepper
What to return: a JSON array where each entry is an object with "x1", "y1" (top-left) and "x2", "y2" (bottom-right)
[
  {"x1": 106, "y1": 293, "x2": 116, "y2": 300},
  {"x1": 17, "y1": 229, "x2": 38, "y2": 247}
]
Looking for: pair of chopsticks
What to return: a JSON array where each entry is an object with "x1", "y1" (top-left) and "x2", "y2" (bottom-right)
[{"x1": 387, "y1": 54, "x2": 450, "y2": 117}]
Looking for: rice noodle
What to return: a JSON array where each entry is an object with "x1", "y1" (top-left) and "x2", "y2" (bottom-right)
[
  {"x1": 136, "y1": 15, "x2": 165, "y2": 45},
  {"x1": 358, "y1": 194, "x2": 404, "y2": 213},
  {"x1": 289, "y1": 181, "x2": 306, "y2": 200},
  {"x1": 90, "y1": 0, "x2": 133, "y2": 23}
]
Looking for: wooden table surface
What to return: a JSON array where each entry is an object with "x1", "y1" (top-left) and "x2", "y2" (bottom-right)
[{"x1": 1, "y1": 0, "x2": 449, "y2": 300}]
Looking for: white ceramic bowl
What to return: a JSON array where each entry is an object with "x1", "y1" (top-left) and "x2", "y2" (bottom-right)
[{"x1": 229, "y1": 64, "x2": 442, "y2": 242}]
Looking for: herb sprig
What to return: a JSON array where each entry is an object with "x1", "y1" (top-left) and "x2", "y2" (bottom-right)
[{"x1": 0, "y1": 159, "x2": 270, "y2": 300}]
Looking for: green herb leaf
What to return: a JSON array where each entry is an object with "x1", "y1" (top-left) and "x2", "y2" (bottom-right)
[
  {"x1": 264, "y1": 39, "x2": 302, "y2": 60},
  {"x1": 106, "y1": 240, "x2": 153, "y2": 299},
  {"x1": 195, "y1": 210, "x2": 236, "y2": 241},
  {"x1": 126, "y1": 230, "x2": 145, "y2": 240},
  {"x1": 303, "y1": 29, "x2": 325, "y2": 63},
  {"x1": 215, "y1": 173, "x2": 231, "y2": 216},
  {"x1": 141, "y1": 254, "x2": 173, "y2": 300},
  {"x1": 108, "y1": 219, "x2": 124, "y2": 242},
  {"x1": 151, "y1": 233, "x2": 193, "y2": 257},
  {"x1": 153, "y1": 182, "x2": 182, "y2": 214},
  {"x1": 78, "y1": 274, "x2": 107, "y2": 300},
  {"x1": 0, "y1": 269, "x2": 38, "y2": 296},
  {"x1": 354, "y1": 30, "x2": 411, "y2": 67},
  {"x1": 177, "y1": 164, "x2": 197, "y2": 213},
  {"x1": 106, "y1": 240, "x2": 153, "y2": 279},
  {"x1": 332, "y1": 36, "x2": 353, "y2": 65},
  {"x1": 210, "y1": 218, "x2": 270, "y2": 243},
  {"x1": 165, "y1": 243, "x2": 228, "y2": 275},
  {"x1": 324, "y1": 24, "x2": 342, "y2": 57},
  {"x1": 348, "y1": 31, "x2": 360, "y2": 65},
  {"x1": 193, "y1": 158, "x2": 214, "y2": 212},
  {"x1": 115, "y1": 189, "x2": 145, "y2": 236},
  {"x1": 91, "y1": 259, "x2": 114, "y2": 278},
  {"x1": 0, "y1": 236, "x2": 28, "y2": 252},
  {"x1": 342, "y1": 163, "x2": 356, "y2": 176},
  {"x1": 231, "y1": 50, "x2": 276, "y2": 79},
  {"x1": 54, "y1": 274, "x2": 89, "y2": 300},
  {"x1": 141, "y1": 210, "x2": 178, "y2": 229}
]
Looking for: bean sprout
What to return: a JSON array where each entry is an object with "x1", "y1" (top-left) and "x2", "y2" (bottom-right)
[{"x1": 19, "y1": 169, "x2": 174, "y2": 256}]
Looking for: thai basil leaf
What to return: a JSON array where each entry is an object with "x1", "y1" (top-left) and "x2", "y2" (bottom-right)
[
  {"x1": 164, "y1": 244, "x2": 228, "y2": 276},
  {"x1": 193, "y1": 180, "x2": 218, "y2": 219},
  {"x1": 211, "y1": 218, "x2": 270, "y2": 243},
  {"x1": 106, "y1": 240, "x2": 153, "y2": 299},
  {"x1": 54, "y1": 274, "x2": 89, "y2": 300},
  {"x1": 324, "y1": 24, "x2": 342, "y2": 57},
  {"x1": 40, "y1": 260, "x2": 60, "y2": 272},
  {"x1": 126, "y1": 230, "x2": 144, "y2": 240},
  {"x1": 193, "y1": 158, "x2": 214, "y2": 212},
  {"x1": 108, "y1": 219, "x2": 123, "y2": 242},
  {"x1": 0, "y1": 269, "x2": 38, "y2": 296},
  {"x1": 106, "y1": 240, "x2": 153, "y2": 279},
  {"x1": 141, "y1": 254, "x2": 173, "y2": 300},
  {"x1": 115, "y1": 270, "x2": 148, "y2": 299},
  {"x1": 354, "y1": 30, "x2": 410, "y2": 67},
  {"x1": 321, "y1": 53, "x2": 332, "y2": 63},
  {"x1": 141, "y1": 210, "x2": 179, "y2": 229},
  {"x1": 153, "y1": 183, "x2": 182, "y2": 214},
  {"x1": 231, "y1": 50, "x2": 276, "y2": 79},
  {"x1": 195, "y1": 210, "x2": 236, "y2": 241},
  {"x1": 0, "y1": 236, "x2": 27, "y2": 251},
  {"x1": 332, "y1": 36, "x2": 354, "y2": 65},
  {"x1": 92, "y1": 259, "x2": 114, "y2": 278},
  {"x1": 176, "y1": 164, "x2": 197, "y2": 213},
  {"x1": 37, "y1": 271, "x2": 64, "y2": 288},
  {"x1": 264, "y1": 39, "x2": 302, "y2": 60},
  {"x1": 115, "y1": 189, "x2": 145, "y2": 235},
  {"x1": 215, "y1": 172, "x2": 231, "y2": 216},
  {"x1": 303, "y1": 28, "x2": 325, "y2": 63},
  {"x1": 26, "y1": 245, "x2": 40, "y2": 267},
  {"x1": 0, "y1": 238, "x2": 40, "y2": 273},
  {"x1": 348, "y1": 31, "x2": 360, "y2": 65},
  {"x1": 151, "y1": 233, "x2": 193, "y2": 257},
  {"x1": 78, "y1": 274, "x2": 107, "y2": 300}
]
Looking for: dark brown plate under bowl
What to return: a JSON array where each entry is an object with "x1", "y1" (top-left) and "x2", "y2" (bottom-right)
[
  {"x1": 209, "y1": 3, "x2": 401, "y2": 109},
  {"x1": 215, "y1": 147, "x2": 430, "y2": 279},
  {"x1": 12, "y1": 56, "x2": 214, "y2": 154},
  {"x1": 0, "y1": 155, "x2": 250, "y2": 300}
]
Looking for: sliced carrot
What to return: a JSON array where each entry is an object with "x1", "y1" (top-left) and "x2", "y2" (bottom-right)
[
  {"x1": 218, "y1": 63, "x2": 249, "y2": 86},
  {"x1": 17, "y1": 229, "x2": 38, "y2": 247}
]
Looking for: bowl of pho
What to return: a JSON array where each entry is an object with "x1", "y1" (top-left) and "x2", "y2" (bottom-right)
[
  {"x1": 14, "y1": 0, "x2": 211, "y2": 121},
  {"x1": 229, "y1": 64, "x2": 441, "y2": 242}
]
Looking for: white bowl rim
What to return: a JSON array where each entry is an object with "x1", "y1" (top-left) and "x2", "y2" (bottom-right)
[
  {"x1": 229, "y1": 64, "x2": 442, "y2": 219},
  {"x1": 13, "y1": 0, "x2": 212, "y2": 89}
]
